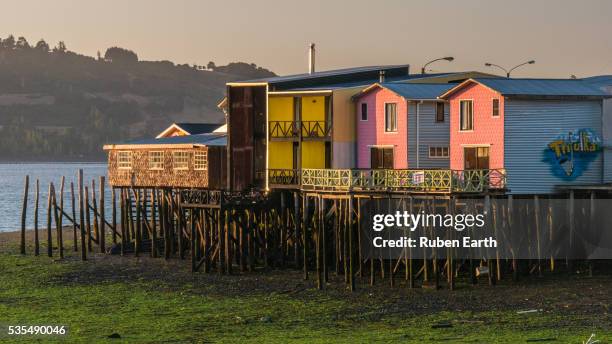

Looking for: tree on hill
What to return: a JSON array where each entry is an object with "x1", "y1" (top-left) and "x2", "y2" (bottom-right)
[{"x1": 104, "y1": 47, "x2": 138, "y2": 64}]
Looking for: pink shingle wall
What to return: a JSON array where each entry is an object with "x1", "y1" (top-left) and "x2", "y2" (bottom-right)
[
  {"x1": 355, "y1": 88, "x2": 408, "y2": 168},
  {"x1": 448, "y1": 82, "x2": 504, "y2": 170}
]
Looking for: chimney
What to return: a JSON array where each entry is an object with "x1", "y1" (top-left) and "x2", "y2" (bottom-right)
[
  {"x1": 379, "y1": 70, "x2": 386, "y2": 83},
  {"x1": 309, "y1": 43, "x2": 316, "y2": 74}
]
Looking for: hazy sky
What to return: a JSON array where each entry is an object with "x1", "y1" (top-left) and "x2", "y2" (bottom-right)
[{"x1": 4, "y1": 0, "x2": 612, "y2": 78}]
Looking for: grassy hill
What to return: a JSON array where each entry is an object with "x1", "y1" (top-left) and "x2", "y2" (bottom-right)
[{"x1": 0, "y1": 35, "x2": 275, "y2": 161}]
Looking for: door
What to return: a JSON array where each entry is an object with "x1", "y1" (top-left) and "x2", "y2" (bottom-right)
[
  {"x1": 464, "y1": 147, "x2": 489, "y2": 169},
  {"x1": 371, "y1": 147, "x2": 394, "y2": 169}
]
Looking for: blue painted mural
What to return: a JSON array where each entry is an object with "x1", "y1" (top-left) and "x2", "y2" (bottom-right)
[{"x1": 544, "y1": 129, "x2": 601, "y2": 180}]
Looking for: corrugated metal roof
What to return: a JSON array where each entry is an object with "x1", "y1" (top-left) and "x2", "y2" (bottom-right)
[
  {"x1": 474, "y1": 78, "x2": 609, "y2": 97},
  {"x1": 582, "y1": 75, "x2": 612, "y2": 95},
  {"x1": 379, "y1": 83, "x2": 455, "y2": 100},
  {"x1": 236, "y1": 64, "x2": 410, "y2": 84},
  {"x1": 124, "y1": 132, "x2": 227, "y2": 146},
  {"x1": 174, "y1": 123, "x2": 224, "y2": 135}
]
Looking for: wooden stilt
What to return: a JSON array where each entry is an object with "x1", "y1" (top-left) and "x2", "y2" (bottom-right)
[
  {"x1": 100, "y1": 176, "x2": 105, "y2": 253},
  {"x1": 70, "y1": 182, "x2": 78, "y2": 252},
  {"x1": 303, "y1": 194, "x2": 309, "y2": 280},
  {"x1": 52, "y1": 184, "x2": 63, "y2": 258},
  {"x1": 46, "y1": 183, "x2": 53, "y2": 257},
  {"x1": 20, "y1": 175, "x2": 29, "y2": 255},
  {"x1": 34, "y1": 179, "x2": 40, "y2": 256},
  {"x1": 112, "y1": 188, "x2": 117, "y2": 244},
  {"x1": 85, "y1": 186, "x2": 92, "y2": 253},
  {"x1": 348, "y1": 194, "x2": 355, "y2": 291},
  {"x1": 78, "y1": 170, "x2": 86, "y2": 260}
]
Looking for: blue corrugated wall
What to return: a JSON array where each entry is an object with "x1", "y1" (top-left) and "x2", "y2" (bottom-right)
[
  {"x1": 408, "y1": 102, "x2": 450, "y2": 168},
  {"x1": 504, "y1": 99, "x2": 603, "y2": 194}
]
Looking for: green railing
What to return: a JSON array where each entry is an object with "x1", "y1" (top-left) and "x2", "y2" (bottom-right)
[{"x1": 270, "y1": 168, "x2": 506, "y2": 193}]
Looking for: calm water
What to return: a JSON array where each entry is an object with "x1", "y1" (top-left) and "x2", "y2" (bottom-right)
[{"x1": 0, "y1": 163, "x2": 110, "y2": 232}]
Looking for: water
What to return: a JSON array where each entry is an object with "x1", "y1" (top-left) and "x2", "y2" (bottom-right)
[{"x1": 0, "y1": 163, "x2": 111, "y2": 232}]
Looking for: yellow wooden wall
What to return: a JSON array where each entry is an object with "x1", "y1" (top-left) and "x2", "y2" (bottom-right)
[
  {"x1": 268, "y1": 96, "x2": 294, "y2": 169},
  {"x1": 300, "y1": 96, "x2": 326, "y2": 168},
  {"x1": 267, "y1": 95, "x2": 327, "y2": 170}
]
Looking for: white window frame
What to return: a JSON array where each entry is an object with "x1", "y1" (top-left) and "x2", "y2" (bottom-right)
[
  {"x1": 428, "y1": 146, "x2": 449, "y2": 159},
  {"x1": 459, "y1": 99, "x2": 474, "y2": 132},
  {"x1": 384, "y1": 102, "x2": 398, "y2": 133},
  {"x1": 172, "y1": 151, "x2": 190, "y2": 170},
  {"x1": 117, "y1": 151, "x2": 132, "y2": 170},
  {"x1": 148, "y1": 151, "x2": 164, "y2": 170},
  {"x1": 194, "y1": 151, "x2": 208, "y2": 171}
]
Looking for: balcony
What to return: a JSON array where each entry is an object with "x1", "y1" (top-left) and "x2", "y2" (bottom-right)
[
  {"x1": 269, "y1": 120, "x2": 332, "y2": 141},
  {"x1": 268, "y1": 168, "x2": 301, "y2": 188},
  {"x1": 267, "y1": 168, "x2": 507, "y2": 193}
]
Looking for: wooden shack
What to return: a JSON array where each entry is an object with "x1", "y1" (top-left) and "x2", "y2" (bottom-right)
[{"x1": 103, "y1": 132, "x2": 227, "y2": 190}]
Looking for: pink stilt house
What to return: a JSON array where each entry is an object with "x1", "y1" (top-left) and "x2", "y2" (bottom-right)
[{"x1": 353, "y1": 83, "x2": 455, "y2": 169}]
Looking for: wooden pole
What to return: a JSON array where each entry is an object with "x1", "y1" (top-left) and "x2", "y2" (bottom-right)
[
  {"x1": 316, "y1": 195, "x2": 322, "y2": 290},
  {"x1": 151, "y1": 189, "x2": 157, "y2": 258},
  {"x1": 20, "y1": 175, "x2": 29, "y2": 255},
  {"x1": 534, "y1": 195, "x2": 543, "y2": 277},
  {"x1": 177, "y1": 193, "x2": 184, "y2": 260},
  {"x1": 218, "y1": 206, "x2": 225, "y2": 274},
  {"x1": 191, "y1": 209, "x2": 196, "y2": 272},
  {"x1": 59, "y1": 176, "x2": 65, "y2": 235},
  {"x1": 46, "y1": 183, "x2": 53, "y2": 257},
  {"x1": 85, "y1": 186, "x2": 92, "y2": 252},
  {"x1": 348, "y1": 194, "x2": 355, "y2": 291},
  {"x1": 91, "y1": 180, "x2": 99, "y2": 246},
  {"x1": 70, "y1": 182, "x2": 78, "y2": 252},
  {"x1": 78, "y1": 170, "x2": 86, "y2": 260},
  {"x1": 134, "y1": 189, "x2": 141, "y2": 257},
  {"x1": 34, "y1": 179, "x2": 40, "y2": 256},
  {"x1": 303, "y1": 194, "x2": 309, "y2": 280},
  {"x1": 99, "y1": 176, "x2": 106, "y2": 253},
  {"x1": 112, "y1": 188, "x2": 117, "y2": 244},
  {"x1": 120, "y1": 189, "x2": 126, "y2": 256},
  {"x1": 294, "y1": 192, "x2": 301, "y2": 269},
  {"x1": 52, "y1": 184, "x2": 63, "y2": 259}
]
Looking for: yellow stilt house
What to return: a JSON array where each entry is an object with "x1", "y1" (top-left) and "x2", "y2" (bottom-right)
[{"x1": 268, "y1": 92, "x2": 331, "y2": 187}]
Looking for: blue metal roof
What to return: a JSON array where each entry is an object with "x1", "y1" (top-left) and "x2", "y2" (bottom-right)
[
  {"x1": 173, "y1": 123, "x2": 223, "y2": 135},
  {"x1": 379, "y1": 83, "x2": 455, "y2": 100},
  {"x1": 474, "y1": 78, "x2": 609, "y2": 97},
  {"x1": 582, "y1": 75, "x2": 612, "y2": 95},
  {"x1": 237, "y1": 64, "x2": 411, "y2": 84},
  {"x1": 123, "y1": 132, "x2": 227, "y2": 146}
]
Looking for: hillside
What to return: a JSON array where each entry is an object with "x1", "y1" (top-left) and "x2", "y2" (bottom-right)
[{"x1": 0, "y1": 35, "x2": 275, "y2": 161}]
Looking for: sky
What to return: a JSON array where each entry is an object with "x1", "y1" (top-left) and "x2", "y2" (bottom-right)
[{"x1": 3, "y1": 0, "x2": 612, "y2": 78}]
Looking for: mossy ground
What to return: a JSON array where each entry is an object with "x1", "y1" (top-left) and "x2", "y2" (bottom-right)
[{"x1": 0, "y1": 230, "x2": 610, "y2": 343}]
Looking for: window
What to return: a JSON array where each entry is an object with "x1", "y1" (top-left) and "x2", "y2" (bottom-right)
[
  {"x1": 117, "y1": 151, "x2": 132, "y2": 169},
  {"x1": 492, "y1": 99, "x2": 500, "y2": 117},
  {"x1": 370, "y1": 147, "x2": 394, "y2": 169},
  {"x1": 436, "y1": 102, "x2": 445, "y2": 123},
  {"x1": 360, "y1": 103, "x2": 368, "y2": 121},
  {"x1": 429, "y1": 146, "x2": 449, "y2": 158},
  {"x1": 459, "y1": 100, "x2": 473, "y2": 131},
  {"x1": 384, "y1": 103, "x2": 397, "y2": 132},
  {"x1": 194, "y1": 151, "x2": 208, "y2": 171},
  {"x1": 148, "y1": 151, "x2": 164, "y2": 170},
  {"x1": 464, "y1": 147, "x2": 490, "y2": 170},
  {"x1": 172, "y1": 151, "x2": 190, "y2": 170}
]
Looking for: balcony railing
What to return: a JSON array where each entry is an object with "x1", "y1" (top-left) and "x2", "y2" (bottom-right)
[
  {"x1": 268, "y1": 168, "x2": 301, "y2": 187},
  {"x1": 268, "y1": 168, "x2": 507, "y2": 193},
  {"x1": 269, "y1": 120, "x2": 332, "y2": 139}
]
